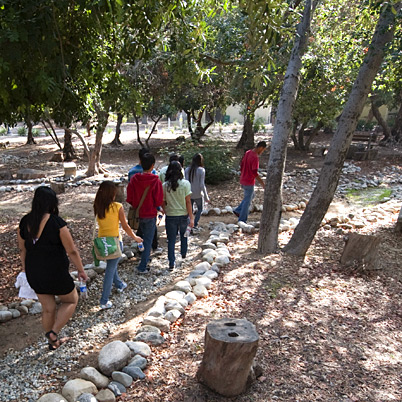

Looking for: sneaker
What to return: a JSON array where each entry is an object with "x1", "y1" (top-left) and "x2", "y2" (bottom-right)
[
  {"x1": 169, "y1": 265, "x2": 175, "y2": 272},
  {"x1": 136, "y1": 268, "x2": 150, "y2": 274},
  {"x1": 152, "y1": 247, "x2": 164, "y2": 255},
  {"x1": 100, "y1": 301, "x2": 113, "y2": 309},
  {"x1": 117, "y1": 282, "x2": 127, "y2": 293}
]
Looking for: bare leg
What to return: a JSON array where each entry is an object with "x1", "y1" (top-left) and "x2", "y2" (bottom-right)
[
  {"x1": 52, "y1": 289, "x2": 78, "y2": 334},
  {"x1": 36, "y1": 293, "x2": 57, "y2": 334}
]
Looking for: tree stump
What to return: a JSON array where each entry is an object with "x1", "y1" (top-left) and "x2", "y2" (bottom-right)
[
  {"x1": 395, "y1": 206, "x2": 402, "y2": 233},
  {"x1": 197, "y1": 318, "x2": 259, "y2": 397},
  {"x1": 63, "y1": 162, "x2": 77, "y2": 178},
  {"x1": 115, "y1": 183, "x2": 125, "y2": 203},
  {"x1": 340, "y1": 233, "x2": 381, "y2": 270}
]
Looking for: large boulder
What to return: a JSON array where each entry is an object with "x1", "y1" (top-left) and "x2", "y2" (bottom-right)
[
  {"x1": 98, "y1": 341, "x2": 131, "y2": 376},
  {"x1": 62, "y1": 379, "x2": 97, "y2": 402}
]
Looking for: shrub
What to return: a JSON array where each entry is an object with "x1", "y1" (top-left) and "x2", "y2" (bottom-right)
[
  {"x1": 0, "y1": 127, "x2": 6, "y2": 135},
  {"x1": 253, "y1": 117, "x2": 266, "y2": 133},
  {"x1": 32, "y1": 128, "x2": 41, "y2": 137},
  {"x1": 176, "y1": 139, "x2": 235, "y2": 185},
  {"x1": 17, "y1": 126, "x2": 27, "y2": 136}
]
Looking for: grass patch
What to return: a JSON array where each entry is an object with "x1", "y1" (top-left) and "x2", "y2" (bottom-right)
[{"x1": 346, "y1": 187, "x2": 392, "y2": 207}]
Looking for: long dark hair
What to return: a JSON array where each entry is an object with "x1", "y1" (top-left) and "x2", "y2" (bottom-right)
[
  {"x1": 94, "y1": 181, "x2": 117, "y2": 219},
  {"x1": 26, "y1": 186, "x2": 59, "y2": 240},
  {"x1": 188, "y1": 153, "x2": 204, "y2": 183},
  {"x1": 165, "y1": 161, "x2": 183, "y2": 192}
]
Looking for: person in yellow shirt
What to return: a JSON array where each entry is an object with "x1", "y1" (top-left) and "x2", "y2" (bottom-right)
[{"x1": 94, "y1": 181, "x2": 142, "y2": 309}]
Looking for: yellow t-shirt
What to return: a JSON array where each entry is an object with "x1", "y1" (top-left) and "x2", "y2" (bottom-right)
[{"x1": 97, "y1": 202, "x2": 122, "y2": 240}]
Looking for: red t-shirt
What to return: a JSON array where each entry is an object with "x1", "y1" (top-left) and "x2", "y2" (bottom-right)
[{"x1": 240, "y1": 149, "x2": 259, "y2": 186}]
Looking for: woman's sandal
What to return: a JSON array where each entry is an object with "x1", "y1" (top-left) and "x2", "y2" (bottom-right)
[{"x1": 45, "y1": 330, "x2": 70, "y2": 350}]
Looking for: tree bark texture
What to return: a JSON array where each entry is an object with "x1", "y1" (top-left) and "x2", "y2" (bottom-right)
[
  {"x1": 197, "y1": 318, "x2": 259, "y2": 397},
  {"x1": 396, "y1": 205, "x2": 402, "y2": 233},
  {"x1": 370, "y1": 98, "x2": 391, "y2": 141},
  {"x1": 340, "y1": 233, "x2": 381, "y2": 270},
  {"x1": 86, "y1": 108, "x2": 108, "y2": 177},
  {"x1": 63, "y1": 128, "x2": 76, "y2": 161},
  {"x1": 25, "y1": 120, "x2": 36, "y2": 145},
  {"x1": 237, "y1": 110, "x2": 255, "y2": 150},
  {"x1": 111, "y1": 112, "x2": 123, "y2": 146},
  {"x1": 258, "y1": 0, "x2": 314, "y2": 254},
  {"x1": 284, "y1": 3, "x2": 401, "y2": 257},
  {"x1": 391, "y1": 98, "x2": 402, "y2": 141}
]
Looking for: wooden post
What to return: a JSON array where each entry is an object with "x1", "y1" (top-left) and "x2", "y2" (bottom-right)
[
  {"x1": 340, "y1": 232, "x2": 381, "y2": 270},
  {"x1": 197, "y1": 318, "x2": 259, "y2": 397}
]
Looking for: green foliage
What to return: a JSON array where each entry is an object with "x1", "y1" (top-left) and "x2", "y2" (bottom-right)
[
  {"x1": 32, "y1": 128, "x2": 41, "y2": 137},
  {"x1": 346, "y1": 187, "x2": 392, "y2": 206},
  {"x1": 176, "y1": 139, "x2": 235, "y2": 184},
  {"x1": 17, "y1": 126, "x2": 27, "y2": 136},
  {"x1": 0, "y1": 127, "x2": 6, "y2": 135},
  {"x1": 253, "y1": 117, "x2": 266, "y2": 133},
  {"x1": 356, "y1": 119, "x2": 376, "y2": 131}
]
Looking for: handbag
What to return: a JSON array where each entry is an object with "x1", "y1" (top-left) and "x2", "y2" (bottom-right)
[
  {"x1": 92, "y1": 218, "x2": 122, "y2": 261},
  {"x1": 128, "y1": 186, "x2": 150, "y2": 230}
]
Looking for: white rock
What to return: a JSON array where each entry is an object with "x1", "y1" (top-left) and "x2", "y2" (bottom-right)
[
  {"x1": 204, "y1": 270, "x2": 218, "y2": 280},
  {"x1": 194, "y1": 262, "x2": 211, "y2": 273},
  {"x1": 201, "y1": 242, "x2": 217, "y2": 250},
  {"x1": 37, "y1": 393, "x2": 68, "y2": 402},
  {"x1": 125, "y1": 341, "x2": 151, "y2": 357},
  {"x1": 202, "y1": 248, "x2": 216, "y2": 255},
  {"x1": 173, "y1": 280, "x2": 192, "y2": 293},
  {"x1": 195, "y1": 277, "x2": 212, "y2": 289},
  {"x1": 80, "y1": 367, "x2": 109, "y2": 389},
  {"x1": 136, "y1": 325, "x2": 161, "y2": 334},
  {"x1": 165, "y1": 300, "x2": 185, "y2": 314},
  {"x1": 0, "y1": 311, "x2": 12, "y2": 323},
  {"x1": 215, "y1": 255, "x2": 230, "y2": 265},
  {"x1": 62, "y1": 379, "x2": 98, "y2": 402},
  {"x1": 184, "y1": 292, "x2": 197, "y2": 304},
  {"x1": 193, "y1": 285, "x2": 208, "y2": 298},
  {"x1": 142, "y1": 316, "x2": 171, "y2": 332},
  {"x1": 98, "y1": 341, "x2": 131, "y2": 376},
  {"x1": 202, "y1": 252, "x2": 216, "y2": 263},
  {"x1": 165, "y1": 290, "x2": 186, "y2": 301},
  {"x1": 211, "y1": 264, "x2": 221, "y2": 273},
  {"x1": 164, "y1": 309, "x2": 182, "y2": 323}
]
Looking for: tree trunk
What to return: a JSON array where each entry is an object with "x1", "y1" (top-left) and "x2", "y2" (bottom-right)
[
  {"x1": 370, "y1": 97, "x2": 391, "y2": 142},
  {"x1": 391, "y1": 98, "x2": 402, "y2": 141},
  {"x1": 304, "y1": 122, "x2": 323, "y2": 150},
  {"x1": 70, "y1": 129, "x2": 90, "y2": 160},
  {"x1": 63, "y1": 128, "x2": 76, "y2": 161},
  {"x1": 145, "y1": 115, "x2": 162, "y2": 148},
  {"x1": 236, "y1": 109, "x2": 255, "y2": 149},
  {"x1": 258, "y1": 0, "x2": 315, "y2": 254},
  {"x1": 290, "y1": 120, "x2": 300, "y2": 149},
  {"x1": 297, "y1": 122, "x2": 307, "y2": 150},
  {"x1": 133, "y1": 112, "x2": 144, "y2": 148},
  {"x1": 42, "y1": 120, "x2": 62, "y2": 149},
  {"x1": 110, "y1": 112, "x2": 123, "y2": 146},
  {"x1": 184, "y1": 109, "x2": 194, "y2": 136},
  {"x1": 86, "y1": 108, "x2": 109, "y2": 177},
  {"x1": 192, "y1": 108, "x2": 214, "y2": 141},
  {"x1": 25, "y1": 120, "x2": 36, "y2": 145},
  {"x1": 284, "y1": 3, "x2": 401, "y2": 257},
  {"x1": 395, "y1": 205, "x2": 402, "y2": 233}
]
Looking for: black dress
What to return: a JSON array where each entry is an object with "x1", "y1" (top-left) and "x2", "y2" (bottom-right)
[{"x1": 19, "y1": 214, "x2": 75, "y2": 295}]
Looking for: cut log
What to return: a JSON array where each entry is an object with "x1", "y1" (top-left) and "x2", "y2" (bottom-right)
[
  {"x1": 396, "y1": 206, "x2": 402, "y2": 233},
  {"x1": 197, "y1": 318, "x2": 259, "y2": 397},
  {"x1": 340, "y1": 233, "x2": 381, "y2": 270}
]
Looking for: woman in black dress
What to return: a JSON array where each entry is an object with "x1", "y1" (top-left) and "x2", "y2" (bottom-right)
[{"x1": 17, "y1": 186, "x2": 88, "y2": 350}]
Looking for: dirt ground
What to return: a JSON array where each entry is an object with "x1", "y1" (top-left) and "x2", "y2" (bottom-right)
[{"x1": 0, "y1": 125, "x2": 402, "y2": 401}]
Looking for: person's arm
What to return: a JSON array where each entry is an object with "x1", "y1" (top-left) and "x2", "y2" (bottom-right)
[
  {"x1": 256, "y1": 174, "x2": 265, "y2": 189},
  {"x1": 185, "y1": 194, "x2": 195, "y2": 228},
  {"x1": 118, "y1": 206, "x2": 143, "y2": 243},
  {"x1": 59, "y1": 226, "x2": 88, "y2": 282},
  {"x1": 200, "y1": 168, "x2": 210, "y2": 202},
  {"x1": 17, "y1": 228, "x2": 26, "y2": 271}
]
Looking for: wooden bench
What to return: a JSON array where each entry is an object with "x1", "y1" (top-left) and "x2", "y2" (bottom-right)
[{"x1": 347, "y1": 131, "x2": 380, "y2": 161}]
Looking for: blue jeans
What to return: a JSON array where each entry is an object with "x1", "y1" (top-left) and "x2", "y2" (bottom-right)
[
  {"x1": 191, "y1": 198, "x2": 203, "y2": 228},
  {"x1": 137, "y1": 217, "x2": 156, "y2": 272},
  {"x1": 165, "y1": 215, "x2": 188, "y2": 268},
  {"x1": 234, "y1": 185, "x2": 254, "y2": 223},
  {"x1": 100, "y1": 242, "x2": 124, "y2": 305}
]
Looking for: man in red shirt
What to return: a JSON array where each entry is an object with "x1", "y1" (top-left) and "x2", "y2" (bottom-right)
[
  {"x1": 233, "y1": 141, "x2": 266, "y2": 223},
  {"x1": 126, "y1": 153, "x2": 163, "y2": 273}
]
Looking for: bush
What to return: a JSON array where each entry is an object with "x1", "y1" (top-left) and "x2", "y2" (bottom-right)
[
  {"x1": 253, "y1": 117, "x2": 266, "y2": 133},
  {"x1": 32, "y1": 128, "x2": 41, "y2": 137},
  {"x1": 0, "y1": 127, "x2": 6, "y2": 136},
  {"x1": 176, "y1": 139, "x2": 235, "y2": 185},
  {"x1": 17, "y1": 126, "x2": 27, "y2": 136}
]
